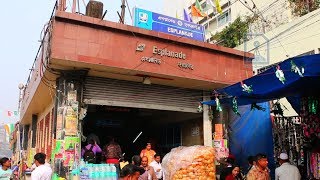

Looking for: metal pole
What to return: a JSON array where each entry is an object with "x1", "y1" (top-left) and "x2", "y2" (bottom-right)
[{"x1": 120, "y1": 0, "x2": 126, "y2": 24}]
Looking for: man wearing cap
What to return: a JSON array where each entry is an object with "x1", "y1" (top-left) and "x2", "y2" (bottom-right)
[
  {"x1": 275, "y1": 153, "x2": 301, "y2": 180},
  {"x1": 247, "y1": 153, "x2": 270, "y2": 180}
]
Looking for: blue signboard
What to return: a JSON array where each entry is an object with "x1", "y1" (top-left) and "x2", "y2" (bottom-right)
[{"x1": 133, "y1": 8, "x2": 205, "y2": 42}]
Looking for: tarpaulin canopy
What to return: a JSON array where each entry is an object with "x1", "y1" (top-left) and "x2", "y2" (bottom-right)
[{"x1": 202, "y1": 54, "x2": 320, "y2": 106}]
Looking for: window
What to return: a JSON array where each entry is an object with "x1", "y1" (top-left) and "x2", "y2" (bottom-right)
[{"x1": 217, "y1": 10, "x2": 231, "y2": 27}]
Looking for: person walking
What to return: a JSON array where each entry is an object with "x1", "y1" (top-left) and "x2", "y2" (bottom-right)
[
  {"x1": 275, "y1": 153, "x2": 301, "y2": 180},
  {"x1": 31, "y1": 153, "x2": 52, "y2": 180},
  {"x1": 247, "y1": 153, "x2": 270, "y2": 180},
  {"x1": 0, "y1": 157, "x2": 12, "y2": 180}
]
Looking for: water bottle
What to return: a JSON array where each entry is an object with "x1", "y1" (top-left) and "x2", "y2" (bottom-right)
[
  {"x1": 87, "y1": 164, "x2": 94, "y2": 179},
  {"x1": 80, "y1": 159, "x2": 85, "y2": 169},
  {"x1": 110, "y1": 164, "x2": 117, "y2": 180},
  {"x1": 106, "y1": 164, "x2": 111, "y2": 179}
]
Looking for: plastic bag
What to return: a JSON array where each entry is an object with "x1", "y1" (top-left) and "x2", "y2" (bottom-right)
[{"x1": 162, "y1": 146, "x2": 215, "y2": 180}]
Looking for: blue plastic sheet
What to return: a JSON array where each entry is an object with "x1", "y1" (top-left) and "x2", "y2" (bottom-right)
[
  {"x1": 202, "y1": 54, "x2": 320, "y2": 106},
  {"x1": 229, "y1": 102, "x2": 276, "y2": 179}
]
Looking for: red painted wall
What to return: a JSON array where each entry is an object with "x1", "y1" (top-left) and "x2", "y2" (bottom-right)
[{"x1": 51, "y1": 12, "x2": 253, "y2": 84}]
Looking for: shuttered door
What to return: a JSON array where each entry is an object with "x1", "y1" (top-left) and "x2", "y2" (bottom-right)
[{"x1": 83, "y1": 76, "x2": 203, "y2": 113}]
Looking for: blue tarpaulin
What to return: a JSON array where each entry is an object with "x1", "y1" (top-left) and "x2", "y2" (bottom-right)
[
  {"x1": 229, "y1": 102, "x2": 275, "y2": 178},
  {"x1": 202, "y1": 54, "x2": 320, "y2": 106}
]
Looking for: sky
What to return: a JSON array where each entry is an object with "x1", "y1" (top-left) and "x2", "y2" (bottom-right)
[{"x1": 0, "y1": 0, "x2": 163, "y2": 125}]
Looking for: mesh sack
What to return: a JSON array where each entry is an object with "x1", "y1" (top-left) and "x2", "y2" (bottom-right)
[{"x1": 162, "y1": 145, "x2": 215, "y2": 180}]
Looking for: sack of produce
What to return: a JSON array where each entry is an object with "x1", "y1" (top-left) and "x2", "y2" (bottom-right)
[{"x1": 162, "y1": 146, "x2": 215, "y2": 180}]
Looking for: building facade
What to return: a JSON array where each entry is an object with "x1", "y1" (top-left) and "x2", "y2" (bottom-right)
[
  {"x1": 18, "y1": 2, "x2": 253, "y2": 178},
  {"x1": 164, "y1": 0, "x2": 293, "y2": 43}
]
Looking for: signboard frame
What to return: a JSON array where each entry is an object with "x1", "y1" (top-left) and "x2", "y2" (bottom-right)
[{"x1": 133, "y1": 7, "x2": 205, "y2": 42}]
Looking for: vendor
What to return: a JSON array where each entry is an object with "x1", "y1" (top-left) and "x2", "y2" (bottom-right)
[{"x1": 140, "y1": 143, "x2": 156, "y2": 165}]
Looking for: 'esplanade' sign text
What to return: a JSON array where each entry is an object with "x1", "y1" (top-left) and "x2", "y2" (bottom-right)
[{"x1": 153, "y1": 46, "x2": 186, "y2": 60}]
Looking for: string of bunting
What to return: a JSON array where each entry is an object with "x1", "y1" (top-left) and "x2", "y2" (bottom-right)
[
  {"x1": 0, "y1": 109, "x2": 20, "y2": 117},
  {"x1": 199, "y1": 60, "x2": 306, "y2": 116}
]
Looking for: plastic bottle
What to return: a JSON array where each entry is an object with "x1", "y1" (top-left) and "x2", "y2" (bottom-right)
[
  {"x1": 106, "y1": 164, "x2": 111, "y2": 180},
  {"x1": 80, "y1": 159, "x2": 85, "y2": 169},
  {"x1": 87, "y1": 164, "x2": 94, "y2": 179},
  {"x1": 101, "y1": 164, "x2": 107, "y2": 179},
  {"x1": 110, "y1": 164, "x2": 117, "y2": 180}
]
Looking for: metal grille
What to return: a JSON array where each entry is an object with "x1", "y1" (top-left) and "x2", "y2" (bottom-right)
[{"x1": 83, "y1": 76, "x2": 203, "y2": 113}]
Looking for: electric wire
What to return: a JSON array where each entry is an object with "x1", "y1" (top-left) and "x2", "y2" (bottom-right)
[{"x1": 246, "y1": 10, "x2": 320, "y2": 53}]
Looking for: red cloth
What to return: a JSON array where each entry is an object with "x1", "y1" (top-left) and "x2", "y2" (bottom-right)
[
  {"x1": 226, "y1": 174, "x2": 236, "y2": 180},
  {"x1": 106, "y1": 158, "x2": 119, "y2": 164}
]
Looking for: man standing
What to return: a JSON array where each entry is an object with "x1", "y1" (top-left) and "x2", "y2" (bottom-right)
[
  {"x1": 247, "y1": 153, "x2": 270, "y2": 180},
  {"x1": 31, "y1": 153, "x2": 52, "y2": 180},
  {"x1": 275, "y1": 153, "x2": 301, "y2": 180},
  {"x1": 149, "y1": 154, "x2": 162, "y2": 180},
  {"x1": 140, "y1": 156, "x2": 157, "y2": 180},
  {"x1": 247, "y1": 156, "x2": 257, "y2": 174},
  {"x1": 0, "y1": 157, "x2": 12, "y2": 180}
]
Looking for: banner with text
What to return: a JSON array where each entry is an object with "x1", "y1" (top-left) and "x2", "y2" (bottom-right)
[{"x1": 133, "y1": 8, "x2": 205, "y2": 42}]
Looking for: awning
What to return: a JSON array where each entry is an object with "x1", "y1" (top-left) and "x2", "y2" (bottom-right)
[{"x1": 202, "y1": 54, "x2": 320, "y2": 106}]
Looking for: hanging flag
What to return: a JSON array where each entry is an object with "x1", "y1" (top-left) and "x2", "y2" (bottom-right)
[
  {"x1": 176, "y1": 10, "x2": 179, "y2": 19},
  {"x1": 7, "y1": 111, "x2": 12, "y2": 117},
  {"x1": 191, "y1": 5, "x2": 204, "y2": 17},
  {"x1": 195, "y1": 0, "x2": 207, "y2": 16},
  {"x1": 183, "y1": 9, "x2": 193, "y2": 22},
  {"x1": 275, "y1": 65, "x2": 286, "y2": 84},
  {"x1": 241, "y1": 81, "x2": 253, "y2": 93},
  {"x1": 14, "y1": 111, "x2": 19, "y2": 116},
  {"x1": 215, "y1": 0, "x2": 222, "y2": 14},
  {"x1": 4, "y1": 123, "x2": 15, "y2": 143},
  {"x1": 206, "y1": 0, "x2": 215, "y2": 9}
]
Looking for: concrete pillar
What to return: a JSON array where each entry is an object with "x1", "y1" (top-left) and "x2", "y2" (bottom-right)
[{"x1": 203, "y1": 94, "x2": 213, "y2": 147}]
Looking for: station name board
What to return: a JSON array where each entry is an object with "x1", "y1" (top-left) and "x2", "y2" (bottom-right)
[{"x1": 152, "y1": 46, "x2": 186, "y2": 60}]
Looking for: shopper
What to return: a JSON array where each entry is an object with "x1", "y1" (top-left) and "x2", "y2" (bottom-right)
[
  {"x1": 149, "y1": 154, "x2": 163, "y2": 180},
  {"x1": 220, "y1": 154, "x2": 236, "y2": 180},
  {"x1": 0, "y1": 157, "x2": 12, "y2": 180},
  {"x1": 225, "y1": 165, "x2": 243, "y2": 180},
  {"x1": 81, "y1": 139, "x2": 102, "y2": 163},
  {"x1": 247, "y1": 153, "x2": 270, "y2": 180},
  {"x1": 275, "y1": 153, "x2": 301, "y2": 180},
  {"x1": 140, "y1": 156, "x2": 157, "y2": 180},
  {"x1": 120, "y1": 164, "x2": 145, "y2": 180},
  {"x1": 131, "y1": 155, "x2": 148, "y2": 180},
  {"x1": 86, "y1": 131, "x2": 100, "y2": 145},
  {"x1": 104, "y1": 137, "x2": 122, "y2": 164},
  {"x1": 140, "y1": 143, "x2": 156, "y2": 165},
  {"x1": 31, "y1": 153, "x2": 52, "y2": 180},
  {"x1": 247, "y1": 156, "x2": 257, "y2": 174}
]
